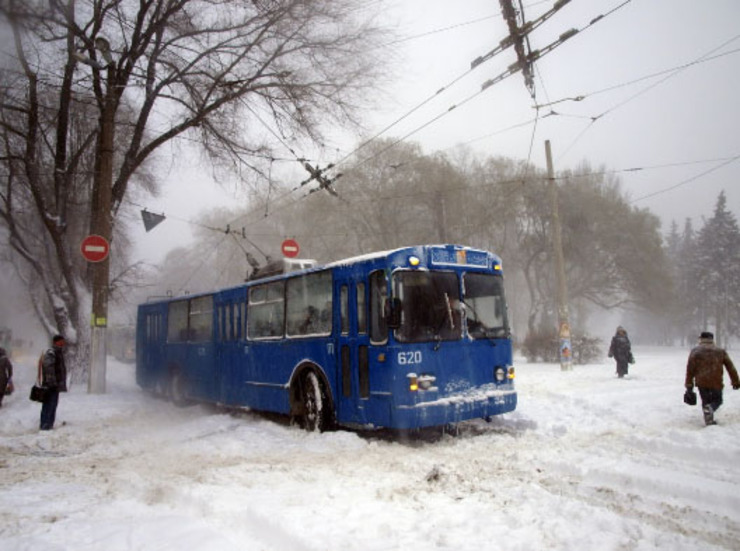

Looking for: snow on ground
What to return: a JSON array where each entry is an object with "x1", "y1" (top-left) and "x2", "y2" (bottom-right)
[{"x1": 1, "y1": 346, "x2": 739, "y2": 551}]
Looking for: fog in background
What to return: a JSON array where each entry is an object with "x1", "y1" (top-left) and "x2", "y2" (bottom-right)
[
  {"x1": 3, "y1": 0, "x2": 739, "y2": 346},
  {"x1": 128, "y1": 0, "x2": 739, "y2": 270}
]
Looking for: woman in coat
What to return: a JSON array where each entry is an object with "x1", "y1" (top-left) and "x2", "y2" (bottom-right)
[
  {"x1": 0, "y1": 347, "x2": 12, "y2": 407},
  {"x1": 608, "y1": 326, "x2": 634, "y2": 378}
]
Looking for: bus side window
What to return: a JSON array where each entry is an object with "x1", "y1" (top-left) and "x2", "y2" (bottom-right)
[
  {"x1": 189, "y1": 295, "x2": 213, "y2": 342},
  {"x1": 248, "y1": 282, "x2": 285, "y2": 339},
  {"x1": 357, "y1": 282, "x2": 367, "y2": 335},
  {"x1": 286, "y1": 271, "x2": 332, "y2": 337},
  {"x1": 369, "y1": 270, "x2": 388, "y2": 343},
  {"x1": 340, "y1": 286, "x2": 349, "y2": 335},
  {"x1": 167, "y1": 300, "x2": 189, "y2": 343},
  {"x1": 218, "y1": 305, "x2": 226, "y2": 342},
  {"x1": 234, "y1": 301, "x2": 246, "y2": 340}
]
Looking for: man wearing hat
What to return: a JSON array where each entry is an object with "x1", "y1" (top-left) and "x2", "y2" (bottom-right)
[
  {"x1": 39, "y1": 334, "x2": 68, "y2": 430},
  {"x1": 685, "y1": 331, "x2": 740, "y2": 426}
]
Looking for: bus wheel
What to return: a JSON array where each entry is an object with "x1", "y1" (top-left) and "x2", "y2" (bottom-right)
[
  {"x1": 169, "y1": 370, "x2": 191, "y2": 407},
  {"x1": 154, "y1": 378, "x2": 169, "y2": 400},
  {"x1": 301, "y1": 371, "x2": 327, "y2": 432}
]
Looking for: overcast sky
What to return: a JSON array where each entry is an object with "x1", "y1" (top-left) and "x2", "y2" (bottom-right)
[{"x1": 133, "y1": 0, "x2": 740, "y2": 262}]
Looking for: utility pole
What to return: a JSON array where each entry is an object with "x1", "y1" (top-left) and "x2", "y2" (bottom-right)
[
  {"x1": 545, "y1": 140, "x2": 572, "y2": 371},
  {"x1": 87, "y1": 38, "x2": 116, "y2": 394}
]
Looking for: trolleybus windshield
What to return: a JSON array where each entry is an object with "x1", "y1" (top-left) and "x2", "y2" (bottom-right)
[{"x1": 463, "y1": 272, "x2": 508, "y2": 339}]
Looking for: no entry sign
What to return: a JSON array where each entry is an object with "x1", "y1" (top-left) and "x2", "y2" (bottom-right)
[
  {"x1": 281, "y1": 238, "x2": 300, "y2": 258},
  {"x1": 80, "y1": 234, "x2": 110, "y2": 263}
]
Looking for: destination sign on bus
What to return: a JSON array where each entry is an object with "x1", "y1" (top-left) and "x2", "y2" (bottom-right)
[{"x1": 430, "y1": 248, "x2": 489, "y2": 268}]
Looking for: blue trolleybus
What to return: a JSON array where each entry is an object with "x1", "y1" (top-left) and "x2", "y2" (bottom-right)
[{"x1": 136, "y1": 245, "x2": 517, "y2": 431}]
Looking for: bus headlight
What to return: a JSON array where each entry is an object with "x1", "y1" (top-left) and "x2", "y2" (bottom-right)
[{"x1": 494, "y1": 366, "x2": 506, "y2": 382}]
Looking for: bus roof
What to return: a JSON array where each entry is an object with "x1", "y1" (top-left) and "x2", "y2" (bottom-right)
[{"x1": 142, "y1": 245, "x2": 500, "y2": 305}]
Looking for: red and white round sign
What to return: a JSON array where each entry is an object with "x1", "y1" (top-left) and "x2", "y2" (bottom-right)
[
  {"x1": 80, "y1": 234, "x2": 110, "y2": 263},
  {"x1": 281, "y1": 238, "x2": 300, "y2": 258}
]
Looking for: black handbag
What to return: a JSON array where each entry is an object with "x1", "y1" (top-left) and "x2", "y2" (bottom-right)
[
  {"x1": 683, "y1": 388, "x2": 697, "y2": 406},
  {"x1": 29, "y1": 384, "x2": 50, "y2": 403}
]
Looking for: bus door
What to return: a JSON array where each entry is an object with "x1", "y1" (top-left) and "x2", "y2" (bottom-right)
[
  {"x1": 335, "y1": 277, "x2": 371, "y2": 425},
  {"x1": 216, "y1": 295, "x2": 248, "y2": 406},
  {"x1": 137, "y1": 307, "x2": 164, "y2": 389},
  {"x1": 185, "y1": 295, "x2": 217, "y2": 402}
]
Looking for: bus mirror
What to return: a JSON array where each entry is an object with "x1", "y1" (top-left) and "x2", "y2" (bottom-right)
[{"x1": 384, "y1": 297, "x2": 401, "y2": 329}]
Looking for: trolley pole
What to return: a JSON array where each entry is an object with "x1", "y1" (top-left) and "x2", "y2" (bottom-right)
[{"x1": 545, "y1": 140, "x2": 572, "y2": 371}]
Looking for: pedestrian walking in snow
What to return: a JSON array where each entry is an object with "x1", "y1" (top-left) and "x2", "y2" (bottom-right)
[
  {"x1": 685, "y1": 331, "x2": 740, "y2": 426},
  {"x1": 608, "y1": 326, "x2": 634, "y2": 378},
  {"x1": 0, "y1": 347, "x2": 13, "y2": 408},
  {"x1": 39, "y1": 334, "x2": 68, "y2": 430}
]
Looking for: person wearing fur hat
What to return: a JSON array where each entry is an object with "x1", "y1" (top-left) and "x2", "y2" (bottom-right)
[
  {"x1": 608, "y1": 326, "x2": 634, "y2": 378},
  {"x1": 685, "y1": 331, "x2": 740, "y2": 426}
]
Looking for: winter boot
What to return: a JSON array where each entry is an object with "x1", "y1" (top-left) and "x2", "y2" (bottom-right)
[{"x1": 703, "y1": 405, "x2": 716, "y2": 426}]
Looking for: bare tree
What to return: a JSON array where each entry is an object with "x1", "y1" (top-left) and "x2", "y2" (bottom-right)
[{"x1": 0, "y1": 0, "x2": 388, "y2": 374}]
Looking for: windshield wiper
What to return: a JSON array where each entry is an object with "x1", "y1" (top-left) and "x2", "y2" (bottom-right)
[
  {"x1": 432, "y1": 293, "x2": 455, "y2": 351},
  {"x1": 444, "y1": 292, "x2": 454, "y2": 330}
]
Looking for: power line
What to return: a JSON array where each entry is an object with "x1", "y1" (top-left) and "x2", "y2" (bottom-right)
[
  {"x1": 327, "y1": 3, "x2": 569, "y2": 175},
  {"x1": 436, "y1": 43, "x2": 740, "y2": 156},
  {"x1": 554, "y1": 32, "x2": 740, "y2": 161},
  {"x1": 630, "y1": 155, "x2": 740, "y2": 204},
  {"x1": 381, "y1": 13, "x2": 501, "y2": 48},
  {"x1": 535, "y1": 46, "x2": 740, "y2": 111},
  {"x1": 332, "y1": 0, "x2": 631, "y2": 177},
  {"x1": 176, "y1": 233, "x2": 230, "y2": 293},
  {"x1": 130, "y1": 153, "x2": 740, "y2": 231}
]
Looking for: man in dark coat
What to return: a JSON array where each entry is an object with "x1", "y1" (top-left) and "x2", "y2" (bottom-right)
[
  {"x1": 40, "y1": 334, "x2": 68, "y2": 430},
  {"x1": 608, "y1": 326, "x2": 634, "y2": 378},
  {"x1": 0, "y1": 347, "x2": 12, "y2": 408},
  {"x1": 685, "y1": 331, "x2": 740, "y2": 426}
]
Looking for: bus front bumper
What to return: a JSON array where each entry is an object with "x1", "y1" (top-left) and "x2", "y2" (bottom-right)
[{"x1": 392, "y1": 386, "x2": 517, "y2": 429}]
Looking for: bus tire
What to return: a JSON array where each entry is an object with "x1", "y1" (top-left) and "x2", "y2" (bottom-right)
[
  {"x1": 169, "y1": 370, "x2": 192, "y2": 407},
  {"x1": 154, "y1": 378, "x2": 169, "y2": 400},
  {"x1": 301, "y1": 371, "x2": 329, "y2": 432}
]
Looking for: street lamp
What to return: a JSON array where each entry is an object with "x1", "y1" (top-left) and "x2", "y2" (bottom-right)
[{"x1": 87, "y1": 36, "x2": 115, "y2": 394}]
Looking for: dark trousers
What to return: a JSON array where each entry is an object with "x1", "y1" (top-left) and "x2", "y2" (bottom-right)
[
  {"x1": 698, "y1": 387, "x2": 723, "y2": 412},
  {"x1": 616, "y1": 360, "x2": 629, "y2": 377},
  {"x1": 0, "y1": 376, "x2": 7, "y2": 406},
  {"x1": 40, "y1": 389, "x2": 60, "y2": 430}
]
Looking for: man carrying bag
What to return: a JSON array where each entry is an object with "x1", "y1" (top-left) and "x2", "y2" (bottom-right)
[
  {"x1": 38, "y1": 335, "x2": 68, "y2": 430},
  {"x1": 685, "y1": 331, "x2": 740, "y2": 426}
]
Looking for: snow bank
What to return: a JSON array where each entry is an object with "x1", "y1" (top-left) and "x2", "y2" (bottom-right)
[{"x1": 1, "y1": 346, "x2": 738, "y2": 550}]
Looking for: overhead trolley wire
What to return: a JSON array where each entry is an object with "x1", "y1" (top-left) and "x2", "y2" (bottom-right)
[
  {"x1": 124, "y1": 0, "x2": 645, "y2": 256},
  {"x1": 630, "y1": 155, "x2": 740, "y2": 205},
  {"x1": 554, "y1": 31, "x2": 740, "y2": 161},
  {"x1": 329, "y1": 0, "x2": 634, "y2": 178},
  {"x1": 449, "y1": 44, "x2": 740, "y2": 161},
  {"x1": 328, "y1": 2, "x2": 570, "y2": 173},
  {"x1": 381, "y1": 13, "x2": 501, "y2": 48},
  {"x1": 126, "y1": 152, "x2": 740, "y2": 259}
]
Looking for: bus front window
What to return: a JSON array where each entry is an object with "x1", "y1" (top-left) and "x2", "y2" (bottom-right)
[
  {"x1": 393, "y1": 271, "x2": 462, "y2": 343},
  {"x1": 463, "y1": 272, "x2": 508, "y2": 339}
]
